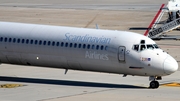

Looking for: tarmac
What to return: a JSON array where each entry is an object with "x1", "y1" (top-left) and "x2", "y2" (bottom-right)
[{"x1": 0, "y1": 0, "x2": 180, "y2": 101}]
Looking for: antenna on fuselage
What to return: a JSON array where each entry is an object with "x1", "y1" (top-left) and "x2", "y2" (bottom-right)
[
  {"x1": 64, "y1": 69, "x2": 68, "y2": 74},
  {"x1": 140, "y1": 40, "x2": 145, "y2": 44},
  {"x1": 96, "y1": 24, "x2": 99, "y2": 29}
]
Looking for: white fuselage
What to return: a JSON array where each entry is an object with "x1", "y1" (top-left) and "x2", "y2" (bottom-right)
[
  {"x1": 0, "y1": 22, "x2": 178, "y2": 77},
  {"x1": 168, "y1": 0, "x2": 180, "y2": 11}
]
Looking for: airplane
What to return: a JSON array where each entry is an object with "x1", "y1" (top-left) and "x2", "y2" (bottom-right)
[
  {"x1": 166, "y1": 0, "x2": 180, "y2": 23},
  {"x1": 144, "y1": 1, "x2": 180, "y2": 39},
  {"x1": 167, "y1": 0, "x2": 180, "y2": 12},
  {"x1": 0, "y1": 21, "x2": 178, "y2": 89}
]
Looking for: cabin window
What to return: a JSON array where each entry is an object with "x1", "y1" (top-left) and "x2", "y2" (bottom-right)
[
  {"x1": 153, "y1": 44, "x2": 159, "y2": 49},
  {"x1": 133, "y1": 44, "x2": 139, "y2": 51},
  {"x1": 9, "y1": 38, "x2": 12, "y2": 42},
  {"x1": 105, "y1": 46, "x2": 108, "y2": 50},
  {"x1": 78, "y1": 44, "x2": 81, "y2": 48},
  {"x1": 52, "y1": 41, "x2": 55, "y2": 46},
  {"x1": 61, "y1": 42, "x2": 64, "y2": 47},
  {"x1": 4, "y1": 37, "x2": 7, "y2": 42},
  {"x1": 74, "y1": 43, "x2": 77, "y2": 48},
  {"x1": 70, "y1": 43, "x2": 73, "y2": 48},
  {"x1": 83, "y1": 44, "x2": 86, "y2": 49},
  {"x1": 17, "y1": 39, "x2": 20, "y2": 43},
  {"x1": 56, "y1": 42, "x2": 59, "y2": 46},
  {"x1": 140, "y1": 40, "x2": 145, "y2": 44},
  {"x1": 96, "y1": 45, "x2": 99, "y2": 50},
  {"x1": 92, "y1": 45, "x2": 95, "y2": 49},
  {"x1": 147, "y1": 44, "x2": 154, "y2": 49},
  {"x1": 39, "y1": 40, "x2": 42, "y2": 45},
  {"x1": 140, "y1": 45, "x2": 146, "y2": 51},
  {"x1": 65, "y1": 42, "x2": 68, "y2": 47},
  {"x1": 87, "y1": 44, "x2": 90, "y2": 49},
  {"x1": 30, "y1": 40, "x2": 33, "y2": 44},
  {"x1": 13, "y1": 38, "x2": 16, "y2": 43},
  {"x1": 101, "y1": 45, "x2": 104, "y2": 50},
  {"x1": 0, "y1": 37, "x2": 3, "y2": 42},
  {"x1": 48, "y1": 41, "x2": 51, "y2": 46},
  {"x1": 35, "y1": 40, "x2": 38, "y2": 44},
  {"x1": 43, "y1": 41, "x2": 46, "y2": 45},
  {"x1": 26, "y1": 39, "x2": 29, "y2": 44},
  {"x1": 21, "y1": 39, "x2": 25, "y2": 43}
]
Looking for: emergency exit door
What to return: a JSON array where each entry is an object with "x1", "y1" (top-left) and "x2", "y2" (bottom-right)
[{"x1": 118, "y1": 46, "x2": 125, "y2": 62}]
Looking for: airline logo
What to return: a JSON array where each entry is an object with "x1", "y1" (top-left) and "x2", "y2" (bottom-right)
[
  {"x1": 64, "y1": 33, "x2": 111, "y2": 44},
  {"x1": 85, "y1": 51, "x2": 109, "y2": 60}
]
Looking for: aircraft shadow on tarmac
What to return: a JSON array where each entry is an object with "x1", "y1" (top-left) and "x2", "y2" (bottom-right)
[{"x1": 0, "y1": 76, "x2": 147, "y2": 89}]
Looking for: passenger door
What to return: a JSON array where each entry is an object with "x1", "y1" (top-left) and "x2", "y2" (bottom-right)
[{"x1": 118, "y1": 46, "x2": 126, "y2": 62}]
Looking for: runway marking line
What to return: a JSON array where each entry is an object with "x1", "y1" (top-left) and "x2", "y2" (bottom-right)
[
  {"x1": 161, "y1": 82, "x2": 180, "y2": 87},
  {"x1": 0, "y1": 84, "x2": 24, "y2": 88}
]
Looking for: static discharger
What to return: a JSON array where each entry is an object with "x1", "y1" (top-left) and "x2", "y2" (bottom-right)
[
  {"x1": 0, "y1": 84, "x2": 24, "y2": 88},
  {"x1": 161, "y1": 82, "x2": 180, "y2": 87}
]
